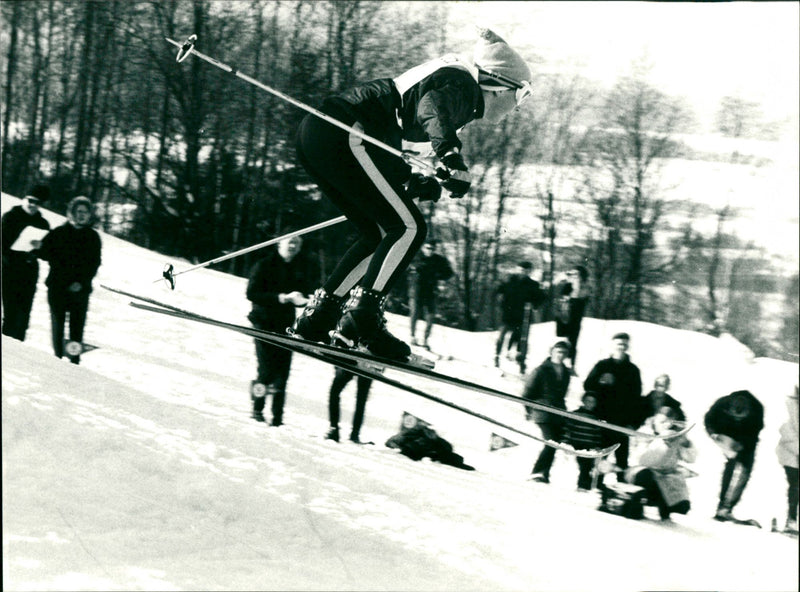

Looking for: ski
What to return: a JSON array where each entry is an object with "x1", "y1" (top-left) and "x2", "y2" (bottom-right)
[{"x1": 101, "y1": 285, "x2": 693, "y2": 442}]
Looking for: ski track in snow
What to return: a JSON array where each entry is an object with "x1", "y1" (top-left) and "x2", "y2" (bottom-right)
[{"x1": 2, "y1": 193, "x2": 799, "y2": 592}]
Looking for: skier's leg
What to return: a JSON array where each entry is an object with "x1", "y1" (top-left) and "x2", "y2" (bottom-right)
[
  {"x1": 722, "y1": 447, "x2": 756, "y2": 512},
  {"x1": 785, "y1": 466, "x2": 799, "y2": 523}
]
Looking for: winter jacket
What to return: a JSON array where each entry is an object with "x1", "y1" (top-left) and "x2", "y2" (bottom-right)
[
  {"x1": 325, "y1": 64, "x2": 483, "y2": 160},
  {"x1": 1, "y1": 205, "x2": 50, "y2": 265},
  {"x1": 704, "y1": 390, "x2": 764, "y2": 453},
  {"x1": 564, "y1": 408, "x2": 603, "y2": 450},
  {"x1": 38, "y1": 222, "x2": 101, "y2": 292},
  {"x1": 776, "y1": 387, "x2": 798, "y2": 469},
  {"x1": 410, "y1": 253, "x2": 453, "y2": 301},
  {"x1": 583, "y1": 356, "x2": 643, "y2": 427},
  {"x1": 554, "y1": 280, "x2": 588, "y2": 331},
  {"x1": 497, "y1": 274, "x2": 545, "y2": 325},
  {"x1": 625, "y1": 435, "x2": 697, "y2": 507},
  {"x1": 640, "y1": 391, "x2": 686, "y2": 424},
  {"x1": 522, "y1": 358, "x2": 571, "y2": 424},
  {"x1": 246, "y1": 248, "x2": 314, "y2": 334}
]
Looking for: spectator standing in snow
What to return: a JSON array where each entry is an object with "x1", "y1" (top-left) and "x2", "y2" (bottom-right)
[
  {"x1": 624, "y1": 406, "x2": 697, "y2": 521},
  {"x1": 290, "y1": 28, "x2": 533, "y2": 364},
  {"x1": 584, "y1": 332, "x2": 643, "y2": 478},
  {"x1": 704, "y1": 389, "x2": 764, "y2": 522},
  {"x1": 495, "y1": 261, "x2": 545, "y2": 367},
  {"x1": 326, "y1": 368, "x2": 372, "y2": 444},
  {"x1": 408, "y1": 238, "x2": 453, "y2": 350},
  {"x1": 246, "y1": 234, "x2": 314, "y2": 426},
  {"x1": 37, "y1": 196, "x2": 102, "y2": 364},
  {"x1": 1, "y1": 185, "x2": 51, "y2": 341},
  {"x1": 776, "y1": 385, "x2": 798, "y2": 534},
  {"x1": 523, "y1": 340, "x2": 572, "y2": 483},
  {"x1": 564, "y1": 391, "x2": 604, "y2": 491},
  {"x1": 554, "y1": 264, "x2": 589, "y2": 373},
  {"x1": 640, "y1": 374, "x2": 686, "y2": 428}
]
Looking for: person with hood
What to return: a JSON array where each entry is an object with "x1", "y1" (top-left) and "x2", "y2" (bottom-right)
[
  {"x1": 704, "y1": 389, "x2": 764, "y2": 522},
  {"x1": 1, "y1": 184, "x2": 51, "y2": 341},
  {"x1": 246, "y1": 234, "x2": 314, "y2": 426},
  {"x1": 775, "y1": 385, "x2": 798, "y2": 535},
  {"x1": 290, "y1": 28, "x2": 532, "y2": 363},
  {"x1": 584, "y1": 332, "x2": 643, "y2": 478},
  {"x1": 523, "y1": 340, "x2": 572, "y2": 483},
  {"x1": 37, "y1": 196, "x2": 102, "y2": 364}
]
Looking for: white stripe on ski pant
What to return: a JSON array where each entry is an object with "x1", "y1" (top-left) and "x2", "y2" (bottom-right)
[{"x1": 347, "y1": 122, "x2": 418, "y2": 293}]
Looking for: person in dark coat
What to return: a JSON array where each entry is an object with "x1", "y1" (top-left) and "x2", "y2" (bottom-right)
[
  {"x1": 640, "y1": 374, "x2": 686, "y2": 428},
  {"x1": 246, "y1": 235, "x2": 314, "y2": 426},
  {"x1": 326, "y1": 368, "x2": 372, "y2": 444},
  {"x1": 583, "y1": 332, "x2": 643, "y2": 477},
  {"x1": 523, "y1": 340, "x2": 572, "y2": 483},
  {"x1": 495, "y1": 261, "x2": 545, "y2": 367},
  {"x1": 554, "y1": 264, "x2": 589, "y2": 372},
  {"x1": 564, "y1": 391, "x2": 604, "y2": 490},
  {"x1": 37, "y1": 196, "x2": 102, "y2": 364},
  {"x1": 290, "y1": 28, "x2": 532, "y2": 363},
  {"x1": 704, "y1": 389, "x2": 764, "y2": 521},
  {"x1": 409, "y1": 239, "x2": 454, "y2": 350},
  {"x1": 1, "y1": 185, "x2": 51, "y2": 341}
]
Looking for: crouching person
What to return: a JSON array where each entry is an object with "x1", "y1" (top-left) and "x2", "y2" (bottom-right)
[{"x1": 624, "y1": 407, "x2": 697, "y2": 521}]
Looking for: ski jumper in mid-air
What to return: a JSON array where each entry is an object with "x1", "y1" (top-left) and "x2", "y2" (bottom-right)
[{"x1": 291, "y1": 28, "x2": 532, "y2": 362}]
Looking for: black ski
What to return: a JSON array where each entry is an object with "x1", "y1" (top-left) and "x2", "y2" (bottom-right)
[{"x1": 101, "y1": 284, "x2": 693, "y2": 442}]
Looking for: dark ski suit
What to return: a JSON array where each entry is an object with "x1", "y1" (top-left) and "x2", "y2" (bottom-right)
[
  {"x1": 1, "y1": 205, "x2": 50, "y2": 340},
  {"x1": 295, "y1": 56, "x2": 483, "y2": 299}
]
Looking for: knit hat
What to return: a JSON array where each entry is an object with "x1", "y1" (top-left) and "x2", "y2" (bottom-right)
[{"x1": 473, "y1": 28, "x2": 531, "y2": 91}]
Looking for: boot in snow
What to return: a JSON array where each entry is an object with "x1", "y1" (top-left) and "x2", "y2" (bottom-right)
[
  {"x1": 290, "y1": 288, "x2": 343, "y2": 342},
  {"x1": 333, "y1": 286, "x2": 411, "y2": 362}
]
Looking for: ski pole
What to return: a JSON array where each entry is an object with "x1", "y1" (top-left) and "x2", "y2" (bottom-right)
[
  {"x1": 158, "y1": 214, "x2": 347, "y2": 289},
  {"x1": 166, "y1": 35, "x2": 437, "y2": 175}
]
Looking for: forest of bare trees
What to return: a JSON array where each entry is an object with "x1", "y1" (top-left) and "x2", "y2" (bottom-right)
[{"x1": 2, "y1": 0, "x2": 795, "y2": 360}]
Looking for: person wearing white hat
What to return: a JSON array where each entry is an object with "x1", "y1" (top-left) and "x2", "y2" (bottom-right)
[{"x1": 292, "y1": 28, "x2": 531, "y2": 362}]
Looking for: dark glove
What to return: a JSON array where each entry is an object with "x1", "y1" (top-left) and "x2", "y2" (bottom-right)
[
  {"x1": 406, "y1": 173, "x2": 442, "y2": 203},
  {"x1": 436, "y1": 151, "x2": 471, "y2": 198}
]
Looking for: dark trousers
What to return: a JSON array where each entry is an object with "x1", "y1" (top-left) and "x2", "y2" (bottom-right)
[
  {"x1": 1, "y1": 259, "x2": 39, "y2": 341},
  {"x1": 718, "y1": 445, "x2": 756, "y2": 512},
  {"x1": 410, "y1": 295, "x2": 436, "y2": 341},
  {"x1": 296, "y1": 108, "x2": 426, "y2": 296},
  {"x1": 598, "y1": 430, "x2": 630, "y2": 485},
  {"x1": 630, "y1": 468, "x2": 690, "y2": 520},
  {"x1": 254, "y1": 337, "x2": 292, "y2": 423},
  {"x1": 48, "y1": 288, "x2": 90, "y2": 361},
  {"x1": 532, "y1": 422, "x2": 563, "y2": 477},
  {"x1": 328, "y1": 368, "x2": 371, "y2": 438},
  {"x1": 785, "y1": 466, "x2": 798, "y2": 522},
  {"x1": 496, "y1": 323, "x2": 522, "y2": 357},
  {"x1": 576, "y1": 457, "x2": 595, "y2": 490}
]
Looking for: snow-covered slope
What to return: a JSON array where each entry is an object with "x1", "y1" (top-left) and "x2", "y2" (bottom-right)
[{"x1": 2, "y1": 193, "x2": 798, "y2": 591}]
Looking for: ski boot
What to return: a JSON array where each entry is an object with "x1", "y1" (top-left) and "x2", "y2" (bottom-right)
[
  {"x1": 332, "y1": 286, "x2": 412, "y2": 362},
  {"x1": 289, "y1": 288, "x2": 344, "y2": 342}
]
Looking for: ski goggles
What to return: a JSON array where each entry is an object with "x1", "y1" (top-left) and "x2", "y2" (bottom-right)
[{"x1": 477, "y1": 67, "x2": 532, "y2": 107}]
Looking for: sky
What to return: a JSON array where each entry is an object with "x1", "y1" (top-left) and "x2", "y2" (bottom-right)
[
  {"x1": 447, "y1": 1, "x2": 800, "y2": 127},
  {"x1": 2, "y1": 192, "x2": 799, "y2": 591}
]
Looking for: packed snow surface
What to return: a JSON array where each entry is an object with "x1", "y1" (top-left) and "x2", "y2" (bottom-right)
[{"x1": 2, "y1": 194, "x2": 798, "y2": 591}]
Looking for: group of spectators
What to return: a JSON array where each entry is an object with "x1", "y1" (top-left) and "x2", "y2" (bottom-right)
[
  {"x1": 522, "y1": 331, "x2": 798, "y2": 531},
  {"x1": 2, "y1": 185, "x2": 102, "y2": 365}
]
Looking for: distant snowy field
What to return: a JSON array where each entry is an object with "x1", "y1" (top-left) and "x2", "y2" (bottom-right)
[{"x1": 2, "y1": 193, "x2": 798, "y2": 592}]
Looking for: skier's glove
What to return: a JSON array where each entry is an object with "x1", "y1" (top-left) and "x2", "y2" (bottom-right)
[
  {"x1": 406, "y1": 173, "x2": 442, "y2": 203},
  {"x1": 436, "y1": 150, "x2": 471, "y2": 198}
]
